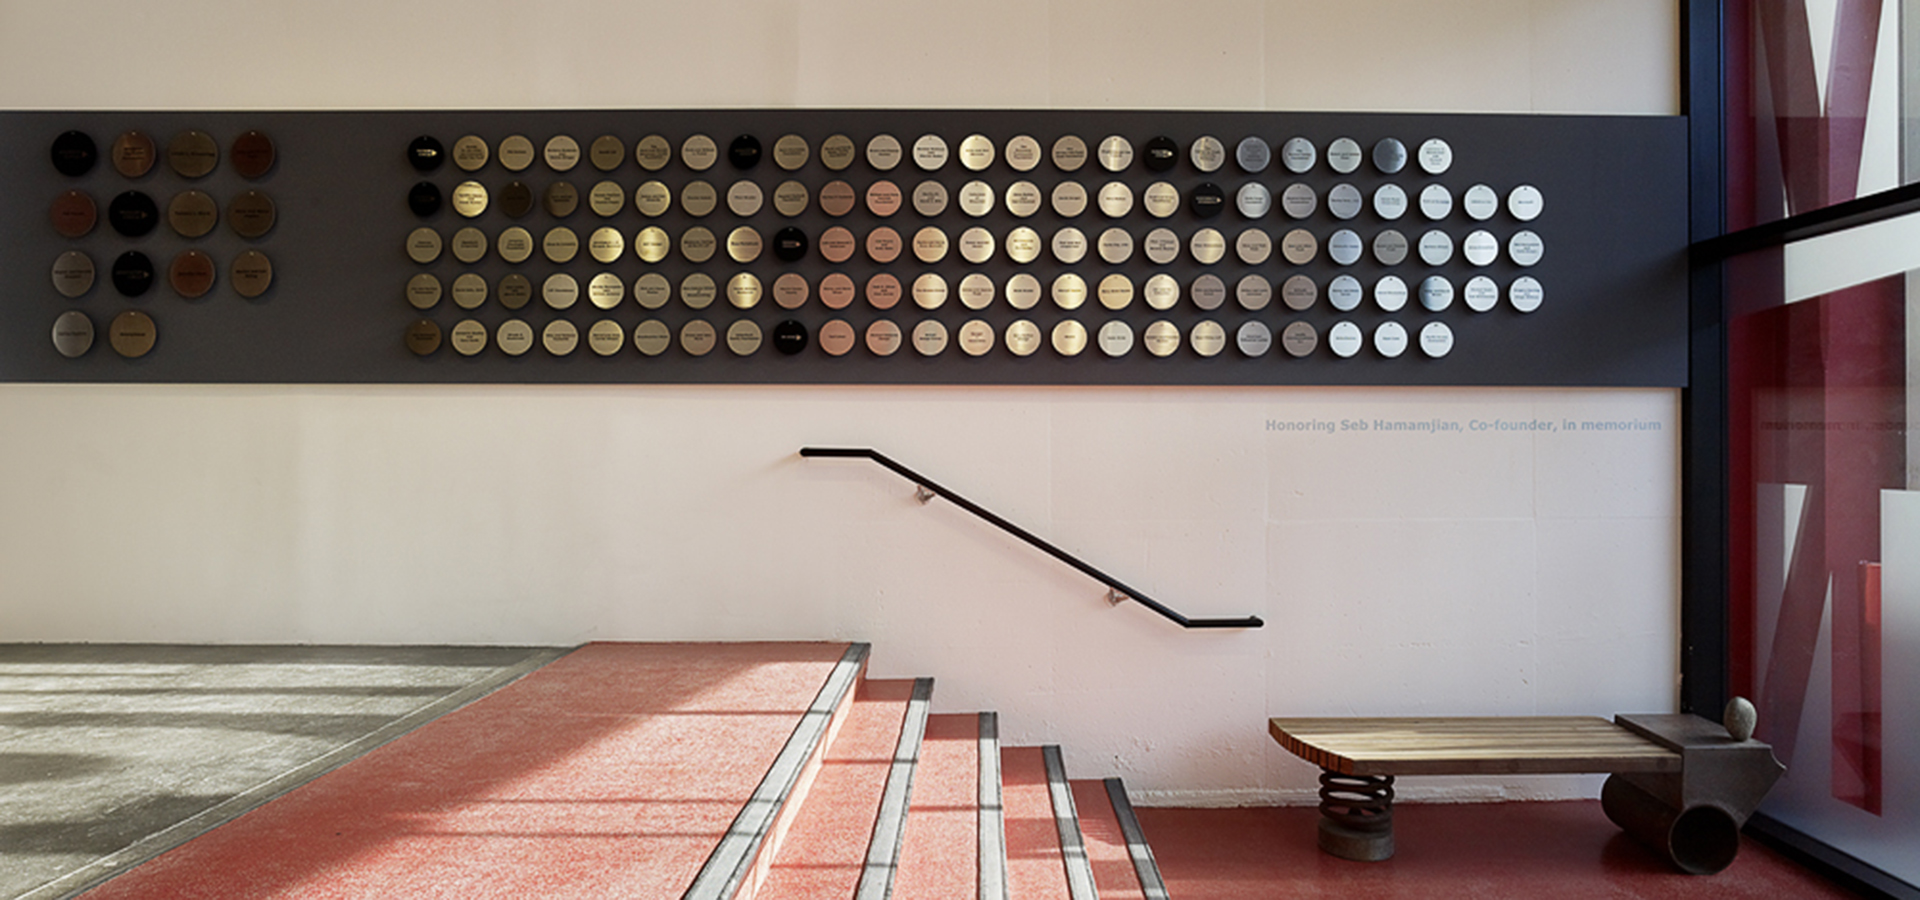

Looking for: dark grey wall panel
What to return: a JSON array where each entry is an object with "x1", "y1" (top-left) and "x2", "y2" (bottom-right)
[{"x1": 3, "y1": 110, "x2": 1688, "y2": 386}]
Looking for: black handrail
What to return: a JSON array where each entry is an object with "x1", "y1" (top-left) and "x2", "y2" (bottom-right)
[{"x1": 800, "y1": 447, "x2": 1265, "y2": 630}]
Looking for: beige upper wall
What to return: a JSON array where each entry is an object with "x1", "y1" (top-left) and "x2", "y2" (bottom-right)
[{"x1": 0, "y1": 0, "x2": 1678, "y2": 114}]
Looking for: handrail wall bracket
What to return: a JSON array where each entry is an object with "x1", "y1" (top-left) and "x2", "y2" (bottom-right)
[{"x1": 800, "y1": 446, "x2": 1265, "y2": 630}]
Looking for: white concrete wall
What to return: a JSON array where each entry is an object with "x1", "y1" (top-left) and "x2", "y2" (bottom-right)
[{"x1": 0, "y1": 0, "x2": 1682, "y2": 805}]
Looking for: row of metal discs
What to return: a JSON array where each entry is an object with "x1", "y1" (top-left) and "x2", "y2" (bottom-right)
[
  {"x1": 51, "y1": 248, "x2": 273, "y2": 300},
  {"x1": 50, "y1": 188, "x2": 277, "y2": 240},
  {"x1": 403, "y1": 315, "x2": 1459, "y2": 360},
  {"x1": 414, "y1": 175, "x2": 1546, "y2": 224},
  {"x1": 404, "y1": 269, "x2": 1546, "y2": 315},
  {"x1": 406, "y1": 131, "x2": 1455, "y2": 177},
  {"x1": 403, "y1": 223, "x2": 1546, "y2": 269}
]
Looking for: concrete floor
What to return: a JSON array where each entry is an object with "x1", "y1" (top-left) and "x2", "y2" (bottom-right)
[{"x1": 0, "y1": 644, "x2": 567, "y2": 900}]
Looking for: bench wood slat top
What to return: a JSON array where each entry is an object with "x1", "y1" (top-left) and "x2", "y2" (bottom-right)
[{"x1": 1269, "y1": 717, "x2": 1683, "y2": 776}]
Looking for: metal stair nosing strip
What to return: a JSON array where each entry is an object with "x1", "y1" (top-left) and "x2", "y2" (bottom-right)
[
  {"x1": 682, "y1": 642, "x2": 871, "y2": 900},
  {"x1": 1103, "y1": 777, "x2": 1171, "y2": 900},
  {"x1": 979, "y1": 712, "x2": 1008, "y2": 900},
  {"x1": 1042, "y1": 745, "x2": 1101, "y2": 900},
  {"x1": 852, "y1": 677, "x2": 935, "y2": 900}
]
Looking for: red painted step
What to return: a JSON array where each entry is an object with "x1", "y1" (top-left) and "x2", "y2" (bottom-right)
[
  {"x1": 1073, "y1": 779, "x2": 1149, "y2": 900},
  {"x1": 890, "y1": 713, "x2": 981, "y2": 900},
  {"x1": 82, "y1": 642, "x2": 854, "y2": 900},
  {"x1": 758, "y1": 678, "x2": 918, "y2": 899},
  {"x1": 1002, "y1": 746, "x2": 1072, "y2": 900}
]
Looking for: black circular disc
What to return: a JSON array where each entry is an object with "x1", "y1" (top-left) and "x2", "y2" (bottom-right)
[
  {"x1": 1143, "y1": 135, "x2": 1179, "y2": 172},
  {"x1": 728, "y1": 134, "x2": 762, "y2": 169},
  {"x1": 772, "y1": 319, "x2": 809, "y2": 355},
  {"x1": 499, "y1": 181, "x2": 534, "y2": 218},
  {"x1": 407, "y1": 181, "x2": 442, "y2": 217},
  {"x1": 107, "y1": 190, "x2": 160, "y2": 237},
  {"x1": 111, "y1": 251, "x2": 155, "y2": 297},
  {"x1": 1189, "y1": 182, "x2": 1225, "y2": 218},
  {"x1": 51, "y1": 130, "x2": 98, "y2": 177},
  {"x1": 773, "y1": 226, "x2": 808, "y2": 262},
  {"x1": 407, "y1": 135, "x2": 445, "y2": 172}
]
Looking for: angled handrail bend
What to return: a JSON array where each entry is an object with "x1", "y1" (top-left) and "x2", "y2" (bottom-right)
[{"x1": 800, "y1": 446, "x2": 1264, "y2": 629}]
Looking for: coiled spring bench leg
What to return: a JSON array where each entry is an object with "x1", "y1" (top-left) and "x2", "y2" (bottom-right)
[{"x1": 1316, "y1": 771, "x2": 1396, "y2": 861}]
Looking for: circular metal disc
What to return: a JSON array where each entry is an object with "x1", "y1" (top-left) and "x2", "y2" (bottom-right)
[
  {"x1": 1281, "y1": 137, "x2": 1316, "y2": 173},
  {"x1": 631, "y1": 134, "x2": 670, "y2": 171},
  {"x1": 230, "y1": 250, "x2": 273, "y2": 298},
  {"x1": 1143, "y1": 320, "x2": 1180, "y2": 357},
  {"x1": 1096, "y1": 135, "x2": 1134, "y2": 172},
  {"x1": 588, "y1": 272, "x2": 625, "y2": 309},
  {"x1": 958, "y1": 180, "x2": 994, "y2": 217},
  {"x1": 1236, "y1": 320, "x2": 1273, "y2": 357},
  {"x1": 911, "y1": 318, "x2": 948, "y2": 356},
  {"x1": 450, "y1": 181, "x2": 489, "y2": 218},
  {"x1": 590, "y1": 134, "x2": 626, "y2": 171},
  {"x1": 865, "y1": 319, "x2": 902, "y2": 355},
  {"x1": 820, "y1": 134, "x2": 856, "y2": 170},
  {"x1": 1510, "y1": 276, "x2": 1544, "y2": 312},
  {"x1": 682, "y1": 180, "x2": 718, "y2": 217},
  {"x1": 1097, "y1": 273, "x2": 1134, "y2": 310},
  {"x1": 1190, "y1": 228, "x2": 1226, "y2": 265},
  {"x1": 52, "y1": 310, "x2": 94, "y2": 358},
  {"x1": 634, "y1": 272, "x2": 671, "y2": 309},
  {"x1": 1051, "y1": 319, "x2": 1088, "y2": 356},
  {"x1": 819, "y1": 319, "x2": 857, "y2": 355},
  {"x1": 498, "y1": 226, "x2": 535, "y2": 263},
  {"x1": 51, "y1": 190, "x2": 97, "y2": 238},
  {"x1": 407, "y1": 135, "x2": 444, "y2": 173},
  {"x1": 452, "y1": 319, "x2": 490, "y2": 356},
  {"x1": 1005, "y1": 135, "x2": 1042, "y2": 171},
  {"x1": 959, "y1": 226, "x2": 996, "y2": 264},
  {"x1": 589, "y1": 180, "x2": 626, "y2": 217},
  {"x1": 958, "y1": 319, "x2": 995, "y2": 356},
  {"x1": 499, "y1": 181, "x2": 533, "y2": 217},
  {"x1": 866, "y1": 133, "x2": 903, "y2": 170},
  {"x1": 543, "y1": 272, "x2": 580, "y2": 309},
  {"x1": 108, "y1": 191, "x2": 159, "y2": 237},
  {"x1": 866, "y1": 226, "x2": 902, "y2": 263},
  {"x1": 959, "y1": 272, "x2": 995, "y2": 309},
  {"x1": 911, "y1": 133, "x2": 949, "y2": 171},
  {"x1": 1236, "y1": 182, "x2": 1271, "y2": 218},
  {"x1": 958, "y1": 134, "x2": 994, "y2": 171},
  {"x1": 682, "y1": 226, "x2": 717, "y2": 262},
  {"x1": 774, "y1": 180, "x2": 810, "y2": 216},
  {"x1": 1098, "y1": 320, "x2": 1136, "y2": 357},
  {"x1": 543, "y1": 226, "x2": 580, "y2": 263},
  {"x1": 1328, "y1": 274, "x2": 1363, "y2": 311},
  {"x1": 1328, "y1": 229, "x2": 1363, "y2": 265},
  {"x1": 500, "y1": 273, "x2": 533, "y2": 310},
  {"x1": 453, "y1": 134, "x2": 490, "y2": 171},
  {"x1": 726, "y1": 319, "x2": 764, "y2": 356},
  {"x1": 680, "y1": 319, "x2": 717, "y2": 355},
  {"x1": 407, "y1": 181, "x2": 444, "y2": 218},
  {"x1": 111, "y1": 130, "x2": 156, "y2": 177},
  {"x1": 1418, "y1": 138, "x2": 1453, "y2": 174},
  {"x1": 1280, "y1": 228, "x2": 1318, "y2": 265},
  {"x1": 109, "y1": 310, "x2": 158, "y2": 358},
  {"x1": 912, "y1": 272, "x2": 948, "y2": 308},
  {"x1": 1282, "y1": 274, "x2": 1318, "y2": 311},
  {"x1": 1372, "y1": 229, "x2": 1408, "y2": 266},
  {"x1": 1372, "y1": 137, "x2": 1407, "y2": 174},
  {"x1": 1509, "y1": 185, "x2": 1545, "y2": 221},
  {"x1": 1327, "y1": 137, "x2": 1362, "y2": 174},
  {"x1": 497, "y1": 319, "x2": 534, "y2": 356},
  {"x1": 912, "y1": 180, "x2": 949, "y2": 216},
  {"x1": 1282, "y1": 321, "x2": 1319, "y2": 357},
  {"x1": 452, "y1": 272, "x2": 488, "y2": 309},
  {"x1": 406, "y1": 227, "x2": 443, "y2": 263},
  {"x1": 912, "y1": 226, "x2": 948, "y2": 263},
  {"x1": 230, "y1": 130, "x2": 275, "y2": 178},
  {"x1": 819, "y1": 180, "x2": 856, "y2": 216},
  {"x1": 1463, "y1": 230, "x2": 1499, "y2": 266},
  {"x1": 1464, "y1": 275, "x2": 1500, "y2": 311},
  {"x1": 1235, "y1": 228, "x2": 1272, "y2": 265},
  {"x1": 773, "y1": 225, "x2": 808, "y2": 261},
  {"x1": 1328, "y1": 321, "x2": 1363, "y2": 358},
  {"x1": 1419, "y1": 183, "x2": 1454, "y2": 220},
  {"x1": 1420, "y1": 321, "x2": 1455, "y2": 358},
  {"x1": 727, "y1": 180, "x2": 764, "y2": 216},
  {"x1": 772, "y1": 319, "x2": 808, "y2": 355},
  {"x1": 1235, "y1": 274, "x2": 1272, "y2": 311},
  {"x1": 1375, "y1": 275, "x2": 1409, "y2": 311},
  {"x1": 1097, "y1": 227, "x2": 1133, "y2": 264},
  {"x1": 866, "y1": 180, "x2": 902, "y2": 216},
  {"x1": 820, "y1": 226, "x2": 857, "y2": 263},
  {"x1": 1192, "y1": 275, "x2": 1226, "y2": 311},
  {"x1": 1190, "y1": 135, "x2": 1225, "y2": 172},
  {"x1": 1235, "y1": 136, "x2": 1270, "y2": 172},
  {"x1": 170, "y1": 250, "x2": 216, "y2": 298},
  {"x1": 112, "y1": 253, "x2": 154, "y2": 300},
  {"x1": 682, "y1": 272, "x2": 718, "y2": 308},
  {"x1": 1050, "y1": 181, "x2": 1088, "y2": 217},
  {"x1": 544, "y1": 182, "x2": 580, "y2": 217},
  {"x1": 1143, "y1": 135, "x2": 1179, "y2": 172},
  {"x1": 1050, "y1": 227, "x2": 1087, "y2": 264},
  {"x1": 1005, "y1": 226, "x2": 1042, "y2": 263},
  {"x1": 1419, "y1": 275, "x2": 1455, "y2": 312},
  {"x1": 499, "y1": 135, "x2": 536, "y2": 171},
  {"x1": 1005, "y1": 273, "x2": 1042, "y2": 310},
  {"x1": 167, "y1": 130, "x2": 218, "y2": 178},
  {"x1": 727, "y1": 272, "x2": 763, "y2": 308},
  {"x1": 1281, "y1": 183, "x2": 1317, "y2": 219},
  {"x1": 773, "y1": 272, "x2": 809, "y2": 309},
  {"x1": 1142, "y1": 182, "x2": 1179, "y2": 219},
  {"x1": 1144, "y1": 273, "x2": 1180, "y2": 310},
  {"x1": 1051, "y1": 135, "x2": 1088, "y2": 171},
  {"x1": 1005, "y1": 319, "x2": 1041, "y2": 356},
  {"x1": 769, "y1": 135, "x2": 806, "y2": 172},
  {"x1": 1189, "y1": 320, "x2": 1226, "y2": 357},
  {"x1": 1373, "y1": 183, "x2": 1408, "y2": 219},
  {"x1": 405, "y1": 319, "x2": 442, "y2": 356},
  {"x1": 544, "y1": 135, "x2": 581, "y2": 171},
  {"x1": 543, "y1": 318, "x2": 581, "y2": 356},
  {"x1": 1374, "y1": 321, "x2": 1409, "y2": 358},
  {"x1": 1509, "y1": 230, "x2": 1544, "y2": 266},
  {"x1": 682, "y1": 134, "x2": 719, "y2": 171},
  {"x1": 228, "y1": 190, "x2": 276, "y2": 238},
  {"x1": 1096, "y1": 181, "x2": 1133, "y2": 217},
  {"x1": 1051, "y1": 272, "x2": 1087, "y2": 309},
  {"x1": 1418, "y1": 229, "x2": 1454, "y2": 265},
  {"x1": 635, "y1": 319, "x2": 672, "y2": 355},
  {"x1": 1142, "y1": 227, "x2": 1180, "y2": 264},
  {"x1": 1462, "y1": 184, "x2": 1499, "y2": 221},
  {"x1": 1327, "y1": 183, "x2": 1363, "y2": 220},
  {"x1": 635, "y1": 225, "x2": 671, "y2": 263}
]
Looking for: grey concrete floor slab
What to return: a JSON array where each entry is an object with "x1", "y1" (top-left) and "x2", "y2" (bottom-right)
[{"x1": 0, "y1": 644, "x2": 569, "y2": 899}]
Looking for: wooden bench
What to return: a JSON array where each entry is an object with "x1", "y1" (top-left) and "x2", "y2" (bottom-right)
[{"x1": 1268, "y1": 713, "x2": 1783, "y2": 874}]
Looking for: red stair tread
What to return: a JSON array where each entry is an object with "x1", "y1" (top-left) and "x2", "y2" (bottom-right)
[
  {"x1": 83, "y1": 641, "x2": 851, "y2": 900},
  {"x1": 1002, "y1": 746, "x2": 1072, "y2": 900},
  {"x1": 890, "y1": 713, "x2": 980, "y2": 900},
  {"x1": 1072, "y1": 779, "x2": 1148, "y2": 900},
  {"x1": 758, "y1": 679, "x2": 918, "y2": 900}
]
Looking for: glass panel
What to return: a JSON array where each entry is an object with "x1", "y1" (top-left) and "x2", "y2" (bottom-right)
[
  {"x1": 1727, "y1": 209, "x2": 1916, "y2": 885},
  {"x1": 1725, "y1": 2, "x2": 1908, "y2": 230}
]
